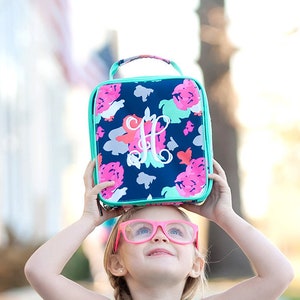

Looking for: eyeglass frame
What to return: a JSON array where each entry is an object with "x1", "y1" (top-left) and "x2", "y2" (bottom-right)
[{"x1": 114, "y1": 218, "x2": 199, "y2": 252}]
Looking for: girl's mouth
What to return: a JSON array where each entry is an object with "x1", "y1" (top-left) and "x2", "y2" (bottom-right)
[{"x1": 147, "y1": 248, "x2": 174, "y2": 256}]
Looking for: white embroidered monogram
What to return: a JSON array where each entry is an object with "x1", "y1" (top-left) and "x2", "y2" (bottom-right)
[{"x1": 126, "y1": 110, "x2": 173, "y2": 168}]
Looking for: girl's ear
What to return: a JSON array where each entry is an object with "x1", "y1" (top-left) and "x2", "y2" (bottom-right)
[
  {"x1": 189, "y1": 255, "x2": 205, "y2": 278},
  {"x1": 108, "y1": 254, "x2": 128, "y2": 277}
]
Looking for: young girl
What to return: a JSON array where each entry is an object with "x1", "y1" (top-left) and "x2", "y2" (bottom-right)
[{"x1": 25, "y1": 160, "x2": 294, "y2": 300}]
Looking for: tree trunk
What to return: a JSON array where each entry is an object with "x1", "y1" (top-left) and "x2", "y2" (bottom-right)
[{"x1": 197, "y1": 0, "x2": 253, "y2": 278}]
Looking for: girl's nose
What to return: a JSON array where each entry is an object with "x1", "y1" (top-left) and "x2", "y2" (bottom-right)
[{"x1": 152, "y1": 227, "x2": 169, "y2": 243}]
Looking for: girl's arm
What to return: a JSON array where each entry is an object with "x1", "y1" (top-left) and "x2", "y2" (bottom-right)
[
  {"x1": 24, "y1": 161, "x2": 122, "y2": 300},
  {"x1": 183, "y1": 160, "x2": 294, "y2": 300}
]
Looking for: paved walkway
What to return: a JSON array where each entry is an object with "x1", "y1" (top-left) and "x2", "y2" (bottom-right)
[
  {"x1": 0, "y1": 287, "x2": 41, "y2": 300},
  {"x1": 0, "y1": 284, "x2": 291, "y2": 300},
  {"x1": 0, "y1": 284, "x2": 216, "y2": 300}
]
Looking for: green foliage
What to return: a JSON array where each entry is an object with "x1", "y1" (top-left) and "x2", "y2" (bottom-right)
[
  {"x1": 283, "y1": 288, "x2": 300, "y2": 300},
  {"x1": 62, "y1": 247, "x2": 91, "y2": 281}
]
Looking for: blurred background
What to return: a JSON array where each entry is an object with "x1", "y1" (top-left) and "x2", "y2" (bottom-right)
[{"x1": 0, "y1": 0, "x2": 299, "y2": 299}]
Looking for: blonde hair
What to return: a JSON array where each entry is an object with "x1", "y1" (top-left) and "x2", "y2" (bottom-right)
[{"x1": 103, "y1": 206, "x2": 207, "y2": 300}]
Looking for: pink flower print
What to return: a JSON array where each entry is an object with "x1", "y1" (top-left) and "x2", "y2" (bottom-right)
[
  {"x1": 99, "y1": 162, "x2": 124, "y2": 199},
  {"x1": 95, "y1": 83, "x2": 121, "y2": 115},
  {"x1": 186, "y1": 157, "x2": 206, "y2": 176},
  {"x1": 172, "y1": 79, "x2": 200, "y2": 110},
  {"x1": 183, "y1": 120, "x2": 194, "y2": 136},
  {"x1": 97, "y1": 153, "x2": 103, "y2": 168},
  {"x1": 96, "y1": 126, "x2": 105, "y2": 141},
  {"x1": 175, "y1": 157, "x2": 206, "y2": 197}
]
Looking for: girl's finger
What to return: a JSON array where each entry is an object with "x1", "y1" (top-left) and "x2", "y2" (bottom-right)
[
  {"x1": 89, "y1": 181, "x2": 115, "y2": 196},
  {"x1": 83, "y1": 160, "x2": 96, "y2": 189},
  {"x1": 212, "y1": 159, "x2": 227, "y2": 180}
]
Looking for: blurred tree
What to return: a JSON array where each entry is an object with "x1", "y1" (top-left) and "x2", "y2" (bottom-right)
[
  {"x1": 0, "y1": 226, "x2": 39, "y2": 291},
  {"x1": 197, "y1": 0, "x2": 253, "y2": 277},
  {"x1": 62, "y1": 247, "x2": 91, "y2": 281}
]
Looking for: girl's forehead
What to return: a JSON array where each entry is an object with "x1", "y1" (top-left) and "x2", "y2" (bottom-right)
[{"x1": 129, "y1": 206, "x2": 187, "y2": 221}]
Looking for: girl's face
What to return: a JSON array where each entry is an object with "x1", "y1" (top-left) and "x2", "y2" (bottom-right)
[{"x1": 110, "y1": 206, "x2": 201, "y2": 287}]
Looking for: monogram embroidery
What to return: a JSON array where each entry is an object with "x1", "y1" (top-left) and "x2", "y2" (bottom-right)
[{"x1": 125, "y1": 109, "x2": 173, "y2": 168}]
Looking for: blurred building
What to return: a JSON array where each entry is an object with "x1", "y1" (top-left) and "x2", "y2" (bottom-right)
[
  {"x1": 0, "y1": 0, "x2": 68, "y2": 244},
  {"x1": 0, "y1": 0, "x2": 115, "y2": 245}
]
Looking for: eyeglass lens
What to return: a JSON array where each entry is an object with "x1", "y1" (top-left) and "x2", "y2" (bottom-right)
[{"x1": 124, "y1": 221, "x2": 195, "y2": 243}]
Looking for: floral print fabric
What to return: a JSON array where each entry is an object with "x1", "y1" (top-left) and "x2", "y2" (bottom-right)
[{"x1": 92, "y1": 77, "x2": 210, "y2": 205}]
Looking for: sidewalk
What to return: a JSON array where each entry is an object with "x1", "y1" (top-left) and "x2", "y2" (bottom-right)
[
  {"x1": 0, "y1": 283, "x2": 292, "y2": 300},
  {"x1": 0, "y1": 287, "x2": 41, "y2": 300},
  {"x1": 0, "y1": 283, "x2": 267, "y2": 300}
]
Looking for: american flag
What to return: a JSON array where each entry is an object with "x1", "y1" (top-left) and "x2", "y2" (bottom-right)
[{"x1": 32, "y1": 0, "x2": 115, "y2": 89}]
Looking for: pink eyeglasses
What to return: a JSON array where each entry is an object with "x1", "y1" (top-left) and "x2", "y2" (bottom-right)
[{"x1": 114, "y1": 219, "x2": 198, "y2": 252}]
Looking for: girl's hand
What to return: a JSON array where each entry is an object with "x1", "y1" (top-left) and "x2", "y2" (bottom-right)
[
  {"x1": 83, "y1": 160, "x2": 124, "y2": 226},
  {"x1": 182, "y1": 160, "x2": 233, "y2": 224}
]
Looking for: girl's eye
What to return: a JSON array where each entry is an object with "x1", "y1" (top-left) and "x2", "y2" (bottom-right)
[
  {"x1": 168, "y1": 227, "x2": 184, "y2": 238},
  {"x1": 135, "y1": 226, "x2": 152, "y2": 237}
]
